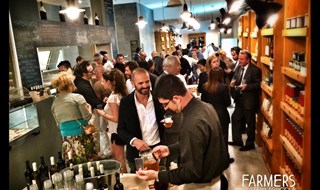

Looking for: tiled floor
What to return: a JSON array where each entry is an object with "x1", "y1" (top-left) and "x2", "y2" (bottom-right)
[{"x1": 225, "y1": 106, "x2": 270, "y2": 190}]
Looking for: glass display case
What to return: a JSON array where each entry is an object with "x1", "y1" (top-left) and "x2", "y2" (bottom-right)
[{"x1": 9, "y1": 103, "x2": 40, "y2": 146}]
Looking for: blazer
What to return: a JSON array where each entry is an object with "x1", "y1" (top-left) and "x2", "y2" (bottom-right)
[
  {"x1": 230, "y1": 63, "x2": 262, "y2": 111},
  {"x1": 117, "y1": 91, "x2": 165, "y2": 162}
]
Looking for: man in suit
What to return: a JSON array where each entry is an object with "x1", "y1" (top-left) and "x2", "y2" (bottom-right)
[
  {"x1": 117, "y1": 68, "x2": 165, "y2": 173},
  {"x1": 229, "y1": 50, "x2": 262, "y2": 151}
]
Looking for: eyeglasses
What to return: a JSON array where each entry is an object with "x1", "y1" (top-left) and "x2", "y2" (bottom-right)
[{"x1": 161, "y1": 97, "x2": 173, "y2": 108}]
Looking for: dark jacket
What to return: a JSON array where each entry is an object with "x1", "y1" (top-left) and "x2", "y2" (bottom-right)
[
  {"x1": 117, "y1": 92, "x2": 165, "y2": 162},
  {"x1": 73, "y1": 76, "x2": 103, "y2": 109}
]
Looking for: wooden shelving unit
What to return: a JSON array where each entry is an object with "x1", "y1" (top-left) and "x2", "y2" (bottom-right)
[{"x1": 154, "y1": 31, "x2": 176, "y2": 55}]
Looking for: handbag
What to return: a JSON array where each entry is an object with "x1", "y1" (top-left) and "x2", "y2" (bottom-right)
[
  {"x1": 56, "y1": 96, "x2": 95, "y2": 135},
  {"x1": 75, "y1": 119, "x2": 95, "y2": 135}
]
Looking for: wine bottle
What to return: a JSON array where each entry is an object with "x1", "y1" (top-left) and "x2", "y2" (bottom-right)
[
  {"x1": 114, "y1": 172, "x2": 124, "y2": 190},
  {"x1": 95, "y1": 13, "x2": 99, "y2": 25},
  {"x1": 59, "y1": 6, "x2": 66, "y2": 22},
  {"x1": 43, "y1": 179, "x2": 53, "y2": 190},
  {"x1": 56, "y1": 151, "x2": 66, "y2": 172},
  {"x1": 65, "y1": 151, "x2": 74, "y2": 169},
  {"x1": 265, "y1": 38, "x2": 270, "y2": 56},
  {"x1": 32, "y1": 162, "x2": 41, "y2": 190},
  {"x1": 51, "y1": 173, "x2": 64, "y2": 190},
  {"x1": 39, "y1": 1, "x2": 47, "y2": 20},
  {"x1": 98, "y1": 176, "x2": 108, "y2": 190},
  {"x1": 90, "y1": 166, "x2": 95, "y2": 178},
  {"x1": 49, "y1": 156, "x2": 57, "y2": 180},
  {"x1": 24, "y1": 160, "x2": 33, "y2": 190},
  {"x1": 270, "y1": 38, "x2": 274, "y2": 58},
  {"x1": 39, "y1": 156, "x2": 49, "y2": 187},
  {"x1": 75, "y1": 174, "x2": 85, "y2": 190},
  {"x1": 83, "y1": 11, "x2": 88, "y2": 24},
  {"x1": 30, "y1": 180, "x2": 39, "y2": 190}
]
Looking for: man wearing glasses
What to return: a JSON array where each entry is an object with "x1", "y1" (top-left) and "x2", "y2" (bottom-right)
[
  {"x1": 136, "y1": 74, "x2": 229, "y2": 190},
  {"x1": 117, "y1": 68, "x2": 165, "y2": 173}
]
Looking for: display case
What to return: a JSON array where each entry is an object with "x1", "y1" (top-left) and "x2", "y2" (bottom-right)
[{"x1": 9, "y1": 103, "x2": 40, "y2": 147}]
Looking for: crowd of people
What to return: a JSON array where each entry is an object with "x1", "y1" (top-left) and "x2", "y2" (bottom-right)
[{"x1": 50, "y1": 44, "x2": 261, "y2": 190}]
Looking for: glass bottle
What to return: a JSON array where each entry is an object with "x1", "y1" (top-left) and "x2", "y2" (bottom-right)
[
  {"x1": 24, "y1": 160, "x2": 33, "y2": 190},
  {"x1": 39, "y1": 156, "x2": 49, "y2": 186},
  {"x1": 49, "y1": 156, "x2": 57, "y2": 180},
  {"x1": 95, "y1": 13, "x2": 99, "y2": 25},
  {"x1": 39, "y1": 1, "x2": 47, "y2": 20},
  {"x1": 114, "y1": 172, "x2": 124, "y2": 190},
  {"x1": 139, "y1": 149, "x2": 159, "y2": 171},
  {"x1": 265, "y1": 38, "x2": 270, "y2": 56},
  {"x1": 43, "y1": 179, "x2": 53, "y2": 190},
  {"x1": 65, "y1": 151, "x2": 74, "y2": 170},
  {"x1": 83, "y1": 12, "x2": 88, "y2": 24},
  {"x1": 59, "y1": 6, "x2": 66, "y2": 22},
  {"x1": 56, "y1": 151, "x2": 66, "y2": 172},
  {"x1": 75, "y1": 174, "x2": 85, "y2": 190},
  {"x1": 32, "y1": 162, "x2": 41, "y2": 190},
  {"x1": 51, "y1": 172, "x2": 64, "y2": 190}
]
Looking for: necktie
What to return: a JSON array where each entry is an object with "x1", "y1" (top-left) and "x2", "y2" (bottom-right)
[{"x1": 237, "y1": 67, "x2": 244, "y2": 85}]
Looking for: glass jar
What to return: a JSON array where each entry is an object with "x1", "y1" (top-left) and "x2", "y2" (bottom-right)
[{"x1": 139, "y1": 149, "x2": 159, "y2": 171}]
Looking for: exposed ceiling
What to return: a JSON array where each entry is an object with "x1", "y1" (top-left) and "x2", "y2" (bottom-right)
[{"x1": 41, "y1": 0, "x2": 249, "y2": 28}]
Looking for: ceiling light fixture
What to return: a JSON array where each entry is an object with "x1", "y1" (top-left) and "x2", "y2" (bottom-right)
[
  {"x1": 59, "y1": 0, "x2": 85, "y2": 20},
  {"x1": 245, "y1": 0, "x2": 282, "y2": 29},
  {"x1": 181, "y1": 22, "x2": 188, "y2": 29},
  {"x1": 167, "y1": 0, "x2": 182, "y2": 7},
  {"x1": 135, "y1": 0, "x2": 147, "y2": 29},
  {"x1": 228, "y1": 0, "x2": 244, "y2": 13},
  {"x1": 180, "y1": 0, "x2": 191, "y2": 21},
  {"x1": 220, "y1": 8, "x2": 231, "y2": 25}
]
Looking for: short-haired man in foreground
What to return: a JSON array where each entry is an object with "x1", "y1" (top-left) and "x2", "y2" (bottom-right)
[{"x1": 136, "y1": 74, "x2": 230, "y2": 189}]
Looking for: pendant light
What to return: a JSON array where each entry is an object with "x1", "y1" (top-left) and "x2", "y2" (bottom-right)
[
  {"x1": 167, "y1": 0, "x2": 182, "y2": 7},
  {"x1": 180, "y1": 0, "x2": 191, "y2": 21},
  {"x1": 135, "y1": 0, "x2": 147, "y2": 29},
  {"x1": 181, "y1": 22, "x2": 188, "y2": 29},
  {"x1": 245, "y1": 0, "x2": 282, "y2": 29},
  {"x1": 59, "y1": 0, "x2": 85, "y2": 20}
]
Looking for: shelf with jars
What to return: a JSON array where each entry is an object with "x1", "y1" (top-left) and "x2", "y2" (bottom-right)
[
  {"x1": 154, "y1": 31, "x2": 176, "y2": 55},
  {"x1": 279, "y1": 0, "x2": 310, "y2": 189}
]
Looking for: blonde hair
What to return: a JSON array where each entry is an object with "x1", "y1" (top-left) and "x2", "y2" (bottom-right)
[{"x1": 51, "y1": 71, "x2": 75, "y2": 92}]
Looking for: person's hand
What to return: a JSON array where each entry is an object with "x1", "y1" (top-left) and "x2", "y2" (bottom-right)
[
  {"x1": 230, "y1": 80, "x2": 236, "y2": 87},
  {"x1": 152, "y1": 145, "x2": 169, "y2": 159},
  {"x1": 136, "y1": 169, "x2": 158, "y2": 181},
  {"x1": 96, "y1": 109, "x2": 105, "y2": 116},
  {"x1": 241, "y1": 83, "x2": 247, "y2": 91},
  {"x1": 103, "y1": 96, "x2": 108, "y2": 103},
  {"x1": 133, "y1": 139, "x2": 150, "y2": 151},
  {"x1": 86, "y1": 103, "x2": 92, "y2": 113}
]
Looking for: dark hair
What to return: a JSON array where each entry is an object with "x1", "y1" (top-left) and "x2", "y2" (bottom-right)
[
  {"x1": 231, "y1": 46, "x2": 241, "y2": 55},
  {"x1": 154, "y1": 74, "x2": 187, "y2": 100},
  {"x1": 76, "y1": 56, "x2": 83, "y2": 63},
  {"x1": 172, "y1": 51, "x2": 178, "y2": 56},
  {"x1": 74, "y1": 60, "x2": 90, "y2": 77},
  {"x1": 204, "y1": 68, "x2": 224, "y2": 94},
  {"x1": 57, "y1": 60, "x2": 71, "y2": 69},
  {"x1": 181, "y1": 48, "x2": 189, "y2": 56},
  {"x1": 136, "y1": 47, "x2": 142, "y2": 53},
  {"x1": 197, "y1": 59, "x2": 207, "y2": 67},
  {"x1": 124, "y1": 61, "x2": 139, "y2": 72},
  {"x1": 102, "y1": 69, "x2": 128, "y2": 97},
  {"x1": 117, "y1": 53, "x2": 124, "y2": 58},
  {"x1": 138, "y1": 61, "x2": 150, "y2": 71},
  {"x1": 100, "y1": 51, "x2": 107, "y2": 55}
]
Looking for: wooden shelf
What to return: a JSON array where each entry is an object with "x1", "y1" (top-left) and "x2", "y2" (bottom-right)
[
  {"x1": 261, "y1": 108, "x2": 273, "y2": 126},
  {"x1": 260, "y1": 56, "x2": 271, "y2": 66},
  {"x1": 281, "y1": 67, "x2": 306, "y2": 84},
  {"x1": 261, "y1": 82, "x2": 273, "y2": 97},
  {"x1": 280, "y1": 135, "x2": 302, "y2": 170},
  {"x1": 282, "y1": 28, "x2": 307, "y2": 37},
  {"x1": 280, "y1": 101, "x2": 304, "y2": 129},
  {"x1": 279, "y1": 167, "x2": 300, "y2": 188},
  {"x1": 243, "y1": 32, "x2": 248, "y2": 37},
  {"x1": 260, "y1": 131, "x2": 273, "y2": 153},
  {"x1": 252, "y1": 53, "x2": 257, "y2": 62},
  {"x1": 261, "y1": 28, "x2": 274, "y2": 36}
]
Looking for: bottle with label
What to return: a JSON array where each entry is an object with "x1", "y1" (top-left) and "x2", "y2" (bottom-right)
[
  {"x1": 65, "y1": 151, "x2": 74, "y2": 169},
  {"x1": 39, "y1": 1, "x2": 47, "y2": 20},
  {"x1": 39, "y1": 156, "x2": 49, "y2": 187},
  {"x1": 270, "y1": 38, "x2": 274, "y2": 58},
  {"x1": 56, "y1": 151, "x2": 66, "y2": 172},
  {"x1": 49, "y1": 156, "x2": 57, "y2": 180},
  {"x1": 32, "y1": 162, "x2": 41, "y2": 190},
  {"x1": 114, "y1": 172, "x2": 124, "y2": 190},
  {"x1": 95, "y1": 13, "x2": 100, "y2": 25},
  {"x1": 59, "y1": 6, "x2": 66, "y2": 22},
  {"x1": 24, "y1": 160, "x2": 33, "y2": 190},
  {"x1": 83, "y1": 11, "x2": 88, "y2": 24},
  {"x1": 265, "y1": 38, "x2": 270, "y2": 56}
]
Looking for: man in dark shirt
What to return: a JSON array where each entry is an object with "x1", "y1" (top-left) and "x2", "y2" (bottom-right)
[{"x1": 136, "y1": 74, "x2": 229, "y2": 189}]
